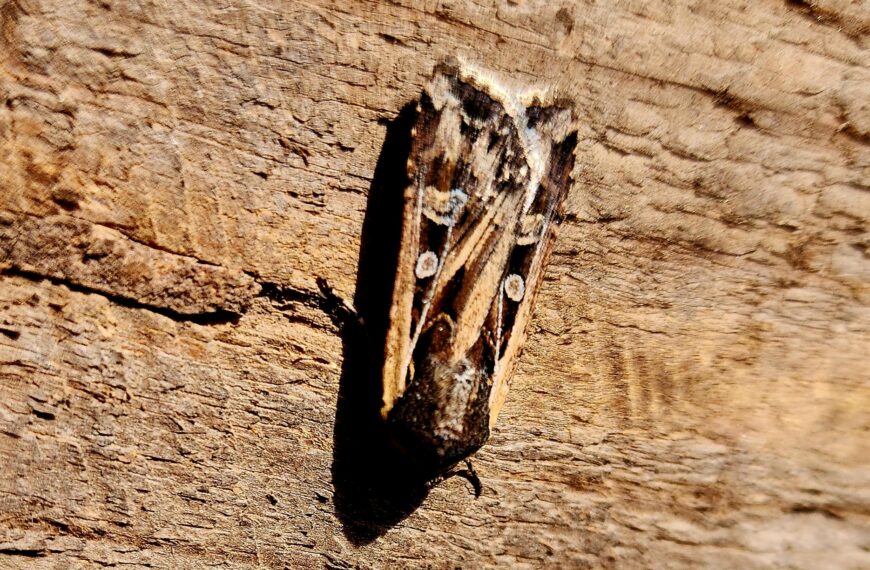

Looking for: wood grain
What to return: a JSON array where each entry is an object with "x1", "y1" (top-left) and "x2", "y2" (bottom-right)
[{"x1": 1, "y1": 1, "x2": 868, "y2": 568}]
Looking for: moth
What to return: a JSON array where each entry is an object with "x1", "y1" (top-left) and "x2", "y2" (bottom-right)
[{"x1": 381, "y1": 59, "x2": 578, "y2": 476}]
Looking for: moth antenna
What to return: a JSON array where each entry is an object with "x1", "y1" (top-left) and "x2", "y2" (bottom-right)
[
  {"x1": 424, "y1": 460, "x2": 484, "y2": 498},
  {"x1": 463, "y1": 459, "x2": 483, "y2": 498}
]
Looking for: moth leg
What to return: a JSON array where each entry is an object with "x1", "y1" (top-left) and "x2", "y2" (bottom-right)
[{"x1": 315, "y1": 277, "x2": 365, "y2": 330}]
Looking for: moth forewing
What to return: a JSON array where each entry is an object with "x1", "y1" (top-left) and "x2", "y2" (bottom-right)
[
  {"x1": 380, "y1": 180, "x2": 423, "y2": 418},
  {"x1": 380, "y1": 59, "x2": 578, "y2": 474},
  {"x1": 488, "y1": 115, "x2": 579, "y2": 426}
]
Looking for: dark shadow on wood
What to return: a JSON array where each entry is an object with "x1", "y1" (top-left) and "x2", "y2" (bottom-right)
[{"x1": 330, "y1": 102, "x2": 433, "y2": 545}]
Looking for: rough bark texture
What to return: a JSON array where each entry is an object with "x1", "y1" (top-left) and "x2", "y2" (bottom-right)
[{"x1": 1, "y1": 1, "x2": 868, "y2": 568}]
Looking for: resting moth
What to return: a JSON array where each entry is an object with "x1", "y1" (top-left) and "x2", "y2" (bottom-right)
[{"x1": 381, "y1": 59, "x2": 578, "y2": 475}]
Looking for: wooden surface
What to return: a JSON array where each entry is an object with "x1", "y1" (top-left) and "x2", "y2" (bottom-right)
[{"x1": 1, "y1": 1, "x2": 868, "y2": 568}]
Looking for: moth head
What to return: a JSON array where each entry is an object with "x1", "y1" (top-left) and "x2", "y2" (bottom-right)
[{"x1": 386, "y1": 317, "x2": 492, "y2": 474}]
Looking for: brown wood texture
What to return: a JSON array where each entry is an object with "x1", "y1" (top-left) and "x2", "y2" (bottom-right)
[{"x1": 1, "y1": 1, "x2": 868, "y2": 568}]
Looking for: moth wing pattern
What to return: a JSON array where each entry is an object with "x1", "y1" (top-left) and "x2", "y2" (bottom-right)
[
  {"x1": 381, "y1": 59, "x2": 578, "y2": 472},
  {"x1": 485, "y1": 100, "x2": 579, "y2": 426}
]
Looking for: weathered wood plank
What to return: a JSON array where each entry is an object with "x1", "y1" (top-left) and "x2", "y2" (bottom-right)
[{"x1": 1, "y1": 1, "x2": 868, "y2": 568}]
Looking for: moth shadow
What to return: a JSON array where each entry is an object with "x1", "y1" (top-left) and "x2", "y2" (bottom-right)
[{"x1": 330, "y1": 102, "x2": 431, "y2": 545}]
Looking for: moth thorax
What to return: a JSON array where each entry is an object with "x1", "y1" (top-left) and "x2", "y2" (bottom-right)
[
  {"x1": 504, "y1": 273, "x2": 525, "y2": 302},
  {"x1": 433, "y1": 358, "x2": 479, "y2": 438},
  {"x1": 415, "y1": 251, "x2": 439, "y2": 279}
]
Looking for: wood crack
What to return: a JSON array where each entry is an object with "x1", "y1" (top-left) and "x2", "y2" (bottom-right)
[{"x1": 1, "y1": 267, "x2": 242, "y2": 325}]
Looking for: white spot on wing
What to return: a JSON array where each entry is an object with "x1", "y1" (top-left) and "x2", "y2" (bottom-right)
[
  {"x1": 504, "y1": 273, "x2": 525, "y2": 302},
  {"x1": 415, "y1": 251, "x2": 439, "y2": 279}
]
